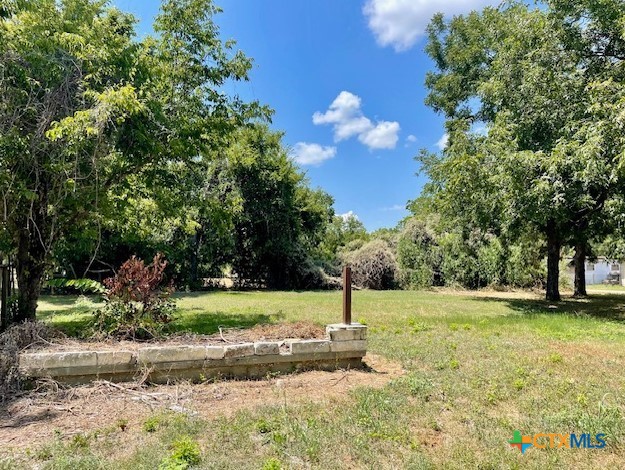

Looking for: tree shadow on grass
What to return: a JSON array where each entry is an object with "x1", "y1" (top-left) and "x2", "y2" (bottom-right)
[
  {"x1": 38, "y1": 295, "x2": 82, "y2": 307},
  {"x1": 38, "y1": 308, "x2": 282, "y2": 338},
  {"x1": 37, "y1": 308, "x2": 94, "y2": 338},
  {"x1": 171, "y1": 290, "x2": 258, "y2": 300},
  {"x1": 169, "y1": 310, "x2": 282, "y2": 335},
  {"x1": 49, "y1": 316, "x2": 93, "y2": 338},
  {"x1": 477, "y1": 294, "x2": 625, "y2": 323}
]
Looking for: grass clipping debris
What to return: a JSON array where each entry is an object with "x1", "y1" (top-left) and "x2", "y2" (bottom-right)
[{"x1": 0, "y1": 321, "x2": 60, "y2": 401}]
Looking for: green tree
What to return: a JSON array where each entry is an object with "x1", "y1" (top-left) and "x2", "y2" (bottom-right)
[
  {"x1": 318, "y1": 213, "x2": 369, "y2": 272},
  {"x1": 396, "y1": 218, "x2": 442, "y2": 288},
  {"x1": 215, "y1": 125, "x2": 334, "y2": 288},
  {"x1": 422, "y1": 0, "x2": 625, "y2": 301},
  {"x1": 0, "y1": 0, "x2": 268, "y2": 321}
]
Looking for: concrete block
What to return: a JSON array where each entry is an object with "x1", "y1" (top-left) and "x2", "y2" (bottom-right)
[
  {"x1": 137, "y1": 346, "x2": 206, "y2": 364},
  {"x1": 288, "y1": 339, "x2": 331, "y2": 355},
  {"x1": 19, "y1": 351, "x2": 97, "y2": 371},
  {"x1": 94, "y1": 351, "x2": 135, "y2": 373},
  {"x1": 254, "y1": 342, "x2": 280, "y2": 356},
  {"x1": 95, "y1": 351, "x2": 135, "y2": 367},
  {"x1": 206, "y1": 345, "x2": 225, "y2": 360},
  {"x1": 330, "y1": 339, "x2": 367, "y2": 353},
  {"x1": 326, "y1": 323, "x2": 367, "y2": 341},
  {"x1": 16, "y1": 323, "x2": 368, "y2": 384},
  {"x1": 225, "y1": 354, "x2": 283, "y2": 366},
  {"x1": 224, "y1": 343, "x2": 255, "y2": 358}
]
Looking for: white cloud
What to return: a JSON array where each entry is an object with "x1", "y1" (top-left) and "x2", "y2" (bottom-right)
[
  {"x1": 339, "y1": 211, "x2": 359, "y2": 221},
  {"x1": 405, "y1": 134, "x2": 418, "y2": 147},
  {"x1": 358, "y1": 121, "x2": 400, "y2": 150},
  {"x1": 290, "y1": 142, "x2": 337, "y2": 166},
  {"x1": 381, "y1": 204, "x2": 405, "y2": 212},
  {"x1": 313, "y1": 91, "x2": 372, "y2": 141},
  {"x1": 313, "y1": 91, "x2": 400, "y2": 150},
  {"x1": 436, "y1": 133, "x2": 449, "y2": 150},
  {"x1": 363, "y1": 0, "x2": 497, "y2": 52}
]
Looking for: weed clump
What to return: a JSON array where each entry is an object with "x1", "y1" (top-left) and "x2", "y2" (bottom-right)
[{"x1": 159, "y1": 436, "x2": 201, "y2": 470}]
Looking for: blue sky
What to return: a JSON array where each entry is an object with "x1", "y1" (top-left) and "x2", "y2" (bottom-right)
[{"x1": 112, "y1": 0, "x2": 498, "y2": 230}]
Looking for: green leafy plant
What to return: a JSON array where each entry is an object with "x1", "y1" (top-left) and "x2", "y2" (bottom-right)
[
  {"x1": 159, "y1": 436, "x2": 201, "y2": 470},
  {"x1": 93, "y1": 254, "x2": 176, "y2": 339},
  {"x1": 143, "y1": 415, "x2": 160, "y2": 433},
  {"x1": 46, "y1": 278, "x2": 106, "y2": 295},
  {"x1": 261, "y1": 458, "x2": 282, "y2": 470}
]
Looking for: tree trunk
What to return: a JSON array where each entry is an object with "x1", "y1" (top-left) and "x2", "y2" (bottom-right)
[
  {"x1": 546, "y1": 224, "x2": 561, "y2": 302},
  {"x1": 189, "y1": 227, "x2": 203, "y2": 289},
  {"x1": 14, "y1": 224, "x2": 47, "y2": 322},
  {"x1": 573, "y1": 242, "x2": 587, "y2": 297}
]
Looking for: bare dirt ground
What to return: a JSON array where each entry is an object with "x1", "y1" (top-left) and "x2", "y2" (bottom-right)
[{"x1": 0, "y1": 354, "x2": 404, "y2": 450}]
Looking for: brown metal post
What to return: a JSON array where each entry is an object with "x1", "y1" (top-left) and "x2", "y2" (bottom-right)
[{"x1": 342, "y1": 266, "x2": 352, "y2": 325}]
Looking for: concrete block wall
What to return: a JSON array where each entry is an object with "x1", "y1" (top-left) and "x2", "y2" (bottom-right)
[{"x1": 18, "y1": 323, "x2": 368, "y2": 385}]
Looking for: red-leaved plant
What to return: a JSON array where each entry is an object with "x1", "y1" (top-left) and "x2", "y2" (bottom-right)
[{"x1": 94, "y1": 254, "x2": 175, "y2": 339}]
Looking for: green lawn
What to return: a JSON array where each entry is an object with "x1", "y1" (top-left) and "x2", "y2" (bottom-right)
[{"x1": 9, "y1": 290, "x2": 625, "y2": 469}]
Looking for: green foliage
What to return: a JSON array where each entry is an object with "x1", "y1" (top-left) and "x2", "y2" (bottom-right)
[
  {"x1": 503, "y1": 239, "x2": 546, "y2": 288},
  {"x1": 396, "y1": 213, "x2": 545, "y2": 289},
  {"x1": 318, "y1": 213, "x2": 369, "y2": 273},
  {"x1": 158, "y1": 437, "x2": 201, "y2": 470},
  {"x1": 144, "y1": 415, "x2": 161, "y2": 433},
  {"x1": 421, "y1": 0, "x2": 625, "y2": 300},
  {"x1": 93, "y1": 254, "x2": 175, "y2": 339},
  {"x1": 437, "y1": 230, "x2": 503, "y2": 288},
  {"x1": 2, "y1": 0, "x2": 339, "y2": 301},
  {"x1": 396, "y1": 218, "x2": 442, "y2": 288},
  {"x1": 261, "y1": 458, "x2": 283, "y2": 470},
  {"x1": 217, "y1": 125, "x2": 334, "y2": 289},
  {"x1": 53, "y1": 123, "x2": 336, "y2": 292},
  {"x1": 46, "y1": 278, "x2": 106, "y2": 295},
  {"x1": 0, "y1": 0, "x2": 269, "y2": 321}
]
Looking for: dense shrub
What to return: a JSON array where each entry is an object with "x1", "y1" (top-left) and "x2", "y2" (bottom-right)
[
  {"x1": 396, "y1": 216, "x2": 547, "y2": 290},
  {"x1": 437, "y1": 230, "x2": 492, "y2": 288},
  {"x1": 343, "y1": 240, "x2": 398, "y2": 290},
  {"x1": 397, "y1": 219, "x2": 442, "y2": 289},
  {"x1": 505, "y1": 241, "x2": 546, "y2": 288},
  {"x1": 93, "y1": 254, "x2": 175, "y2": 339},
  {"x1": 438, "y1": 231, "x2": 547, "y2": 289},
  {"x1": 289, "y1": 255, "x2": 330, "y2": 289}
]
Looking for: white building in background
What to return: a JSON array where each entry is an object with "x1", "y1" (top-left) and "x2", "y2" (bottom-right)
[{"x1": 567, "y1": 257, "x2": 624, "y2": 286}]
